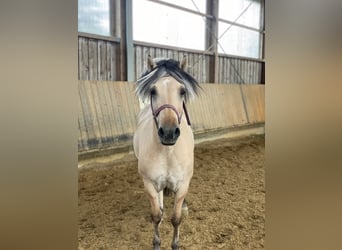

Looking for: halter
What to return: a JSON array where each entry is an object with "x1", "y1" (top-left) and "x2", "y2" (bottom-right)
[{"x1": 150, "y1": 95, "x2": 191, "y2": 128}]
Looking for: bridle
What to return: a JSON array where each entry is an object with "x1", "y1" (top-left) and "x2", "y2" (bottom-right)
[{"x1": 150, "y1": 95, "x2": 191, "y2": 128}]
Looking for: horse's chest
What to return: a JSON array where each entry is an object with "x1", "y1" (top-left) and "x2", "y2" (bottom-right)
[{"x1": 150, "y1": 158, "x2": 185, "y2": 192}]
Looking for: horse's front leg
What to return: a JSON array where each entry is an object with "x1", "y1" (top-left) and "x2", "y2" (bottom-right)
[
  {"x1": 143, "y1": 180, "x2": 163, "y2": 250},
  {"x1": 171, "y1": 182, "x2": 190, "y2": 250}
]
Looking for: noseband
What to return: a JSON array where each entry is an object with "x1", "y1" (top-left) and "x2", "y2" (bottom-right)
[{"x1": 150, "y1": 95, "x2": 191, "y2": 127}]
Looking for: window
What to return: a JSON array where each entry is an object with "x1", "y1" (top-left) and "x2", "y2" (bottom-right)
[
  {"x1": 160, "y1": 0, "x2": 206, "y2": 13},
  {"x1": 218, "y1": 23, "x2": 260, "y2": 58},
  {"x1": 78, "y1": 0, "x2": 110, "y2": 36},
  {"x1": 219, "y1": 0, "x2": 261, "y2": 29},
  {"x1": 218, "y1": 0, "x2": 262, "y2": 58},
  {"x1": 133, "y1": 0, "x2": 205, "y2": 50}
]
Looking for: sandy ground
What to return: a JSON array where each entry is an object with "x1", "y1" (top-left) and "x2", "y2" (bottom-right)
[{"x1": 79, "y1": 135, "x2": 265, "y2": 249}]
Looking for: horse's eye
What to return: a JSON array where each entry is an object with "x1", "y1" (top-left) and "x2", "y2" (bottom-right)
[
  {"x1": 180, "y1": 88, "x2": 186, "y2": 96},
  {"x1": 150, "y1": 88, "x2": 157, "y2": 96}
]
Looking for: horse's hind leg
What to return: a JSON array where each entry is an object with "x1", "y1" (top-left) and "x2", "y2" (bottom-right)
[{"x1": 144, "y1": 180, "x2": 162, "y2": 250}]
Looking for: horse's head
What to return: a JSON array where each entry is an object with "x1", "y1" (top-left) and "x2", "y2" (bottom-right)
[{"x1": 136, "y1": 55, "x2": 200, "y2": 146}]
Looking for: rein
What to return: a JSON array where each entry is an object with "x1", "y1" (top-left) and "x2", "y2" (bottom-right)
[{"x1": 150, "y1": 95, "x2": 191, "y2": 128}]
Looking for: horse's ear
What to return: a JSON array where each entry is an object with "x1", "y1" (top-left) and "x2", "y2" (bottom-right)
[
  {"x1": 180, "y1": 55, "x2": 187, "y2": 71},
  {"x1": 147, "y1": 55, "x2": 156, "y2": 71}
]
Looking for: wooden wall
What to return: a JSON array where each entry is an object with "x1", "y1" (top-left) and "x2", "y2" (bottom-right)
[
  {"x1": 218, "y1": 56, "x2": 263, "y2": 84},
  {"x1": 78, "y1": 81, "x2": 265, "y2": 153},
  {"x1": 78, "y1": 81, "x2": 140, "y2": 152},
  {"x1": 78, "y1": 36, "x2": 121, "y2": 81},
  {"x1": 134, "y1": 42, "x2": 211, "y2": 84},
  {"x1": 78, "y1": 35, "x2": 264, "y2": 84}
]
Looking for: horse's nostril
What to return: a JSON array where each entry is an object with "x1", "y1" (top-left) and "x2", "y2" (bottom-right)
[
  {"x1": 158, "y1": 128, "x2": 165, "y2": 137},
  {"x1": 174, "y1": 127, "x2": 180, "y2": 137}
]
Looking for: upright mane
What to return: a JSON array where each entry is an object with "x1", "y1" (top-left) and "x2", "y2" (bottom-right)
[{"x1": 136, "y1": 58, "x2": 200, "y2": 102}]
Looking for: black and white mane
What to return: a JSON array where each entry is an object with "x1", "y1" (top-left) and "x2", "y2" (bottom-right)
[{"x1": 136, "y1": 58, "x2": 200, "y2": 102}]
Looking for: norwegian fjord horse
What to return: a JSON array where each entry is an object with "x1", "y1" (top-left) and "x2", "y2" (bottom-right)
[{"x1": 133, "y1": 56, "x2": 200, "y2": 250}]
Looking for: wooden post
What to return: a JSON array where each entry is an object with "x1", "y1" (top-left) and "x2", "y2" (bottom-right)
[
  {"x1": 206, "y1": 0, "x2": 219, "y2": 83},
  {"x1": 125, "y1": 0, "x2": 134, "y2": 82},
  {"x1": 120, "y1": 0, "x2": 134, "y2": 81},
  {"x1": 260, "y1": 0, "x2": 265, "y2": 84}
]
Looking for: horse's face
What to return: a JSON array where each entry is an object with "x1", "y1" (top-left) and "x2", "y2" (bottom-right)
[{"x1": 151, "y1": 76, "x2": 186, "y2": 145}]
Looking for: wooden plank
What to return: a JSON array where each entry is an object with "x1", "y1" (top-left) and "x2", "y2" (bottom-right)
[
  {"x1": 254, "y1": 62, "x2": 259, "y2": 83},
  {"x1": 258, "y1": 62, "x2": 262, "y2": 83},
  {"x1": 219, "y1": 57, "x2": 223, "y2": 83},
  {"x1": 211, "y1": 84, "x2": 225, "y2": 126},
  {"x1": 251, "y1": 62, "x2": 256, "y2": 84},
  {"x1": 239, "y1": 59, "x2": 243, "y2": 83},
  {"x1": 243, "y1": 59, "x2": 247, "y2": 84},
  {"x1": 231, "y1": 59, "x2": 236, "y2": 83},
  {"x1": 192, "y1": 53, "x2": 198, "y2": 80},
  {"x1": 83, "y1": 81, "x2": 102, "y2": 148},
  {"x1": 101, "y1": 81, "x2": 114, "y2": 142},
  {"x1": 250, "y1": 60, "x2": 254, "y2": 84},
  {"x1": 112, "y1": 82, "x2": 126, "y2": 136},
  {"x1": 122, "y1": 82, "x2": 137, "y2": 133},
  {"x1": 98, "y1": 40, "x2": 107, "y2": 80},
  {"x1": 106, "y1": 42, "x2": 112, "y2": 80},
  {"x1": 106, "y1": 81, "x2": 123, "y2": 138},
  {"x1": 112, "y1": 42, "x2": 118, "y2": 81},
  {"x1": 135, "y1": 45, "x2": 142, "y2": 80},
  {"x1": 240, "y1": 59, "x2": 244, "y2": 83},
  {"x1": 241, "y1": 59, "x2": 246, "y2": 84},
  {"x1": 88, "y1": 39, "x2": 98, "y2": 80},
  {"x1": 241, "y1": 85, "x2": 265, "y2": 123},
  {"x1": 79, "y1": 81, "x2": 94, "y2": 147},
  {"x1": 250, "y1": 61, "x2": 254, "y2": 84},
  {"x1": 246, "y1": 60, "x2": 251, "y2": 84},
  {"x1": 106, "y1": 81, "x2": 121, "y2": 138},
  {"x1": 205, "y1": 55, "x2": 209, "y2": 83},
  {"x1": 228, "y1": 59, "x2": 232, "y2": 83},
  {"x1": 256, "y1": 61, "x2": 260, "y2": 83},
  {"x1": 96, "y1": 81, "x2": 113, "y2": 146},
  {"x1": 89, "y1": 80, "x2": 106, "y2": 146},
  {"x1": 78, "y1": 82, "x2": 89, "y2": 150},
  {"x1": 78, "y1": 37, "x2": 89, "y2": 80},
  {"x1": 222, "y1": 58, "x2": 226, "y2": 83},
  {"x1": 163, "y1": 48, "x2": 168, "y2": 58},
  {"x1": 94, "y1": 81, "x2": 106, "y2": 140},
  {"x1": 78, "y1": 119, "x2": 83, "y2": 151},
  {"x1": 167, "y1": 49, "x2": 173, "y2": 60},
  {"x1": 201, "y1": 84, "x2": 215, "y2": 129},
  {"x1": 196, "y1": 54, "x2": 201, "y2": 83},
  {"x1": 226, "y1": 57, "x2": 231, "y2": 84},
  {"x1": 117, "y1": 82, "x2": 129, "y2": 134},
  {"x1": 226, "y1": 58, "x2": 230, "y2": 83},
  {"x1": 223, "y1": 57, "x2": 227, "y2": 83}
]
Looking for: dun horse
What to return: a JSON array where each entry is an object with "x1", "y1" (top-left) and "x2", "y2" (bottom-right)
[{"x1": 133, "y1": 56, "x2": 200, "y2": 250}]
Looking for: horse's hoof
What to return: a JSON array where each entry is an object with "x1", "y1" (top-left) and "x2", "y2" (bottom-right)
[
  {"x1": 153, "y1": 243, "x2": 160, "y2": 250},
  {"x1": 153, "y1": 237, "x2": 161, "y2": 250},
  {"x1": 171, "y1": 243, "x2": 179, "y2": 250}
]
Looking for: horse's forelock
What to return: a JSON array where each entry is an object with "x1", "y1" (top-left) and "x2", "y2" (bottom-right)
[{"x1": 136, "y1": 59, "x2": 200, "y2": 101}]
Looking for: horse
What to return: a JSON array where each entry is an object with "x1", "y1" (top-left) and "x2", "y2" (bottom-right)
[{"x1": 133, "y1": 55, "x2": 200, "y2": 250}]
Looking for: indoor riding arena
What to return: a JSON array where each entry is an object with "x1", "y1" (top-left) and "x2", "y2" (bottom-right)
[{"x1": 78, "y1": 0, "x2": 265, "y2": 249}]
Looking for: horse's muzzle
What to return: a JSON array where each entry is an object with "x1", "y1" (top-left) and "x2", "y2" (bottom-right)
[{"x1": 158, "y1": 126, "x2": 180, "y2": 145}]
